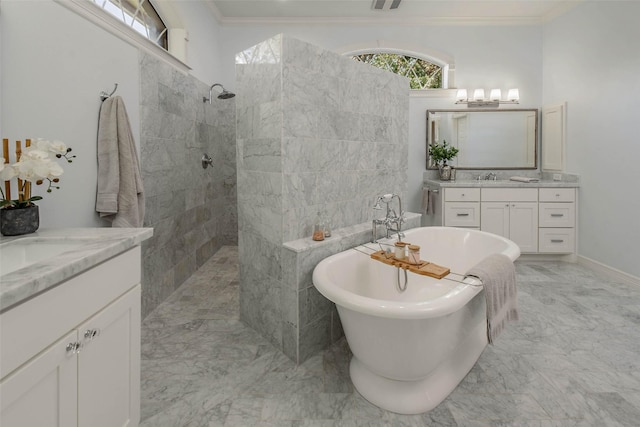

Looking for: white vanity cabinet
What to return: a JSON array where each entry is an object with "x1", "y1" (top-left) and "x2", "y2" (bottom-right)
[
  {"x1": 538, "y1": 188, "x2": 576, "y2": 253},
  {"x1": 431, "y1": 183, "x2": 578, "y2": 256},
  {"x1": 443, "y1": 188, "x2": 480, "y2": 228},
  {"x1": 481, "y1": 188, "x2": 539, "y2": 253},
  {"x1": 0, "y1": 247, "x2": 142, "y2": 427}
]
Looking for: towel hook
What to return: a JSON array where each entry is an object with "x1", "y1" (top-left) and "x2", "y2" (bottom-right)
[{"x1": 100, "y1": 83, "x2": 118, "y2": 101}]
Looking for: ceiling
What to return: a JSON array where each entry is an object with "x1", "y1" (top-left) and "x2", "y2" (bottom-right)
[{"x1": 207, "y1": 0, "x2": 582, "y2": 25}]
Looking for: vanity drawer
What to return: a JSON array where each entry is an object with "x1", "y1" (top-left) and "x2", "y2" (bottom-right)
[
  {"x1": 539, "y1": 188, "x2": 575, "y2": 202},
  {"x1": 444, "y1": 202, "x2": 480, "y2": 227},
  {"x1": 481, "y1": 188, "x2": 538, "y2": 202},
  {"x1": 539, "y1": 203, "x2": 575, "y2": 227},
  {"x1": 539, "y1": 228, "x2": 575, "y2": 253},
  {"x1": 445, "y1": 188, "x2": 480, "y2": 202}
]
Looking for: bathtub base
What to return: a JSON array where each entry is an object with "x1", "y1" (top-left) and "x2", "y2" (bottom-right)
[{"x1": 349, "y1": 321, "x2": 488, "y2": 414}]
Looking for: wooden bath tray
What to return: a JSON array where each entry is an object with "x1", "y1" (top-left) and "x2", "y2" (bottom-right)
[{"x1": 370, "y1": 250, "x2": 450, "y2": 279}]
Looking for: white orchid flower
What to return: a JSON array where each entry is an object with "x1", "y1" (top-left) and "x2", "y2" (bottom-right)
[
  {"x1": 21, "y1": 147, "x2": 51, "y2": 160},
  {"x1": 47, "y1": 161, "x2": 64, "y2": 178},
  {"x1": 13, "y1": 157, "x2": 61, "y2": 181},
  {"x1": 1, "y1": 138, "x2": 74, "y2": 206},
  {"x1": 49, "y1": 140, "x2": 68, "y2": 155},
  {"x1": 34, "y1": 138, "x2": 68, "y2": 155},
  {"x1": 0, "y1": 159, "x2": 17, "y2": 181}
]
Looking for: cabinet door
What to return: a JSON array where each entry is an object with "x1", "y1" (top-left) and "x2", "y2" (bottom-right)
[
  {"x1": 481, "y1": 202, "x2": 510, "y2": 238},
  {"x1": 78, "y1": 285, "x2": 140, "y2": 427},
  {"x1": 542, "y1": 103, "x2": 565, "y2": 171},
  {"x1": 1, "y1": 331, "x2": 78, "y2": 427},
  {"x1": 510, "y1": 202, "x2": 539, "y2": 253}
]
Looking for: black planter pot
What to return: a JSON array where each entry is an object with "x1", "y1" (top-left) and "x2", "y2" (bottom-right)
[{"x1": 0, "y1": 205, "x2": 40, "y2": 236}]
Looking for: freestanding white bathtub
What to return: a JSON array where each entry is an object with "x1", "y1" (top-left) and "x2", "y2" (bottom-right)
[{"x1": 312, "y1": 226, "x2": 520, "y2": 414}]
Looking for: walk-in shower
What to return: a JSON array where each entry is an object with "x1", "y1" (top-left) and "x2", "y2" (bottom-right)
[{"x1": 203, "y1": 83, "x2": 235, "y2": 103}]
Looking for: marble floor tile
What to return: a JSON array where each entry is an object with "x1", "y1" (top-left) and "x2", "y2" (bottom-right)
[{"x1": 141, "y1": 247, "x2": 640, "y2": 426}]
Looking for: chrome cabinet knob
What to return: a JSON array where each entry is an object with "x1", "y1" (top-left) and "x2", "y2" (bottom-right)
[
  {"x1": 66, "y1": 342, "x2": 81, "y2": 355},
  {"x1": 84, "y1": 329, "x2": 100, "y2": 341}
]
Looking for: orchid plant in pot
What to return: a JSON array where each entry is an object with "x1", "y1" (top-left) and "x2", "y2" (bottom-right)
[{"x1": 1, "y1": 138, "x2": 75, "y2": 236}]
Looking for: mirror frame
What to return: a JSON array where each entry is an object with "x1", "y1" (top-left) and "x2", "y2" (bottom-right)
[{"x1": 426, "y1": 108, "x2": 538, "y2": 170}]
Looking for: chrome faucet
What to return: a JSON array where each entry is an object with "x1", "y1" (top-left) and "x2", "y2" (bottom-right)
[
  {"x1": 477, "y1": 172, "x2": 497, "y2": 181},
  {"x1": 371, "y1": 193, "x2": 405, "y2": 243}
]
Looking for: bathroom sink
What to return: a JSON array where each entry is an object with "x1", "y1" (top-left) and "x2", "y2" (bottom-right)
[{"x1": 0, "y1": 238, "x2": 90, "y2": 276}]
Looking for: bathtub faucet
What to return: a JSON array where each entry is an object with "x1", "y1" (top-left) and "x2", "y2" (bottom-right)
[{"x1": 372, "y1": 193, "x2": 405, "y2": 242}]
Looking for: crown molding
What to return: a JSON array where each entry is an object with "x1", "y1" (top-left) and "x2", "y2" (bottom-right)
[
  {"x1": 214, "y1": 15, "x2": 545, "y2": 27},
  {"x1": 540, "y1": 0, "x2": 583, "y2": 23},
  {"x1": 204, "y1": 0, "x2": 225, "y2": 24}
]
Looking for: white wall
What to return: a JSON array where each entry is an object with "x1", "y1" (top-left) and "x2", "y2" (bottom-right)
[
  {"x1": 543, "y1": 1, "x2": 640, "y2": 278},
  {"x1": 0, "y1": 0, "x2": 221, "y2": 229},
  {"x1": 218, "y1": 24, "x2": 542, "y2": 217},
  {"x1": 1, "y1": 0, "x2": 140, "y2": 228},
  {"x1": 172, "y1": 1, "x2": 224, "y2": 86}
]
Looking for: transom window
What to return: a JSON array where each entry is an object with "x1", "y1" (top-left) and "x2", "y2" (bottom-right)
[
  {"x1": 352, "y1": 53, "x2": 442, "y2": 89},
  {"x1": 92, "y1": 0, "x2": 168, "y2": 50}
]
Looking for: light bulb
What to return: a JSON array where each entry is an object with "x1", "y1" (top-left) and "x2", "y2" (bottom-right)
[
  {"x1": 473, "y1": 89, "x2": 485, "y2": 101},
  {"x1": 490, "y1": 89, "x2": 502, "y2": 101},
  {"x1": 456, "y1": 89, "x2": 468, "y2": 102},
  {"x1": 507, "y1": 88, "x2": 520, "y2": 101}
]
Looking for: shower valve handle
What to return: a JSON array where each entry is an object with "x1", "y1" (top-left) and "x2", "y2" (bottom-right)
[{"x1": 202, "y1": 153, "x2": 213, "y2": 169}]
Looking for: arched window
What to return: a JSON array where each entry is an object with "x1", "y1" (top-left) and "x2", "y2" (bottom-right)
[
  {"x1": 352, "y1": 53, "x2": 442, "y2": 89},
  {"x1": 92, "y1": 0, "x2": 168, "y2": 50}
]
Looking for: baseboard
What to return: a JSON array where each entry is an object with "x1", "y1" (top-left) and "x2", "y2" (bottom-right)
[
  {"x1": 517, "y1": 253, "x2": 577, "y2": 263},
  {"x1": 577, "y1": 255, "x2": 640, "y2": 287}
]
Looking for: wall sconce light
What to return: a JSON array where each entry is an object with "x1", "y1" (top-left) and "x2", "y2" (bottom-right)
[{"x1": 455, "y1": 88, "x2": 520, "y2": 107}]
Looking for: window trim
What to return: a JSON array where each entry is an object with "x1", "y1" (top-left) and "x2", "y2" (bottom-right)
[
  {"x1": 352, "y1": 52, "x2": 444, "y2": 91},
  {"x1": 54, "y1": 0, "x2": 190, "y2": 73},
  {"x1": 336, "y1": 41, "x2": 455, "y2": 92}
]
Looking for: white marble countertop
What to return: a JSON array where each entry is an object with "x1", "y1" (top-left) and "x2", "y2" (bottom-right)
[
  {"x1": 424, "y1": 179, "x2": 580, "y2": 188},
  {"x1": 0, "y1": 228, "x2": 153, "y2": 313}
]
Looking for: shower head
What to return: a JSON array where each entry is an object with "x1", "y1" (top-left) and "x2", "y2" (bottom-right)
[
  {"x1": 203, "y1": 83, "x2": 236, "y2": 103},
  {"x1": 217, "y1": 89, "x2": 235, "y2": 99}
]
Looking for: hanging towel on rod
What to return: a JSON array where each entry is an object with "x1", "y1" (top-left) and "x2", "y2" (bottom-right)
[{"x1": 96, "y1": 96, "x2": 145, "y2": 227}]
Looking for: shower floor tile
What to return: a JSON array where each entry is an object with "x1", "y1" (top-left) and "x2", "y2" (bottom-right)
[{"x1": 141, "y1": 246, "x2": 640, "y2": 426}]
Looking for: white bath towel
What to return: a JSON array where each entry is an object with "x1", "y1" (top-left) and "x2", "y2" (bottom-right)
[
  {"x1": 466, "y1": 254, "x2": 519, "y2": 344},
  {"x1": 96, "y1": 96, "x2": 145, "y2": 227},
  {"x1": 509, "y1": 176, "x2": 539, "y2": 183}
]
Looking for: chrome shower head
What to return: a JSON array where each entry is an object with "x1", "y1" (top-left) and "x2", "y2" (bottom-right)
[
  {"x1": 217, "y1": 89, "x2": 235, "y2": 100},
  {"x1": 203, "y1": 83, "x2": 235, "y2": 103}
]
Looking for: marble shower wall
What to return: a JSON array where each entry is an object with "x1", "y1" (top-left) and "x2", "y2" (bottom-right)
[
  {"x1": 139, "y1": 52, "x2": 237, "y2": 318},
  {"x1": 236, "y1": 35, "x2": 409, "y2": 363}
]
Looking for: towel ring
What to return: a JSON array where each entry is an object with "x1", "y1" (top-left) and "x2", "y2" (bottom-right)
[{"x1": 100, "y1": 83, "x2": 118, "y2": 101}]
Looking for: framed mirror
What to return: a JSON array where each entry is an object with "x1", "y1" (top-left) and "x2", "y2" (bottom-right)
[{"x1": 426, "y1": 109, "x2": 538, "y2": 169}]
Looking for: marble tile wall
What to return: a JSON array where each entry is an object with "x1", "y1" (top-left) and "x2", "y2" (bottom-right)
[
  {"x1": 139, "y1": 52, "x2": 237, "y2": 318},
  {"x1": 236, "y1": 35, "x2": 410, "y2": 363},
  {"x1": 282, "y1": 213, "x2": 422, "y2": 363}
]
